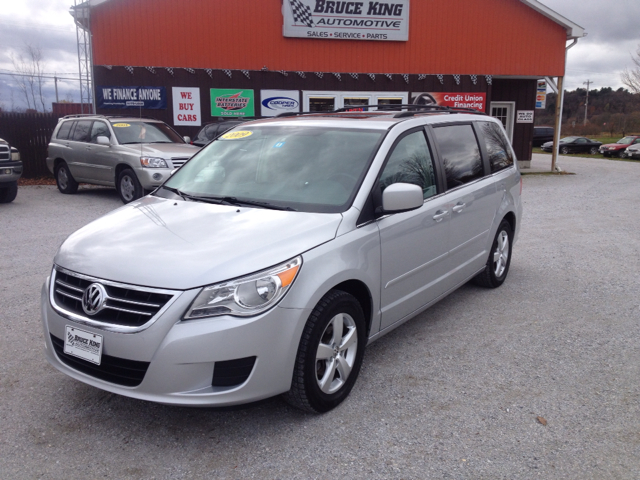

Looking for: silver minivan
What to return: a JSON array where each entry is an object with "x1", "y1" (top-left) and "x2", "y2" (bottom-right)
[
  {"x1": 41, "y1": 108, "x2": 522, "y2": 413},
  {"x1": 46, "y1": 115, "x2": 200, "y2": 203}
]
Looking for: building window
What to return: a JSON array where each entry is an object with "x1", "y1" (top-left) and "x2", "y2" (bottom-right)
[{"x1": 309, "y1": 97, "x2": 335, "y2": 112}]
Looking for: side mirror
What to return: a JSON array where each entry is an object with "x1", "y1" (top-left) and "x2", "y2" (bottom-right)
[
  {"x1": 183, "y1": 136, "x2": 191, "y2": 143},
  {"x1": 96, "y1": 136, "x2": 111, "y2": 146},
  {"x1": 381, "y1": 183, "x2": 423, "y2": 213}
]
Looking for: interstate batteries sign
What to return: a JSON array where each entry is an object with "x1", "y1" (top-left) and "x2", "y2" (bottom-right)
[
  {"x1": 283, "y1": 0, "x2": 410, "y2": 41},
  {"x1": 211, "y1": 89, "x2": 255, "y2": 117},
  {"x1": 97, "y1": 86, "x2": 167, "y2": 109}
]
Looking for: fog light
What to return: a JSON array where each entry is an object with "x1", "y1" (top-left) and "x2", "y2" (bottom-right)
[{"x1": 153, "y1": 173, "x2": 162, "y2": 181}]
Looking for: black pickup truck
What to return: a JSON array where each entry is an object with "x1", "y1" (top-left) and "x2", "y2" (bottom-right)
[{"x1": 0, "y1": 138, "x2": 22, "y2": 203}]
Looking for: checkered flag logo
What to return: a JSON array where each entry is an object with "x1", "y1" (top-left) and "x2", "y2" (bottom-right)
[{"x1": 289, "y1": 0, "x2": 314, "y2": 27}]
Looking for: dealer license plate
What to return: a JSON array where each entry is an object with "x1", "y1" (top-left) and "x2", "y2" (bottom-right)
[{"x1": 64, "y1": 325, "x2": 103, "y2": 365}]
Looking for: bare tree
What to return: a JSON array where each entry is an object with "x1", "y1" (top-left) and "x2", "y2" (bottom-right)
[
  {"x1": 11, "y1": 43, "x2": 48, "y2": 112},
  {"x1": 621, "y1": 44, "x2": 640, "y2": 94}
]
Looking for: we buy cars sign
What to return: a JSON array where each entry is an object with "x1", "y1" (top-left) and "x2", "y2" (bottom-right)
[{"x1": 172, "y1": 87, "x2": 201, "y2": 126}]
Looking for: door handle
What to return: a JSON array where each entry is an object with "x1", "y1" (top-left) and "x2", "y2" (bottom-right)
[
  {"x1": 452, "y1": 203, "x2": 466, "y2": 213},
  {"x1": 432, "y1": 210, "x2": 448, "y2": 222}
]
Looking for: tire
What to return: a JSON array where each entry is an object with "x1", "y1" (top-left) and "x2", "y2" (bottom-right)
[
  {"x1": 117, "y1": 168, "x2": 144, "y2": 204},
  {"x1": 589, "y1": 147, "x2": 599, "y2": 155},
  {"x1": 560, "y1": 146, "x2": 570, "y2": 155},
  {"x1": 473, "y1": 220, "x2": 513, "y2": 289},
  {"x1": 0, "y1": 182, "x2": 18, "y2": 203},
  {"x1": 618, "y1": 150, "x2": 628, "y2": 159},
  {"x1": 55, "y1": 161, "x2": 79, "y2": 194},
  {"x1": 284, "y1": 290, "x2": 367, "y2": 413}
]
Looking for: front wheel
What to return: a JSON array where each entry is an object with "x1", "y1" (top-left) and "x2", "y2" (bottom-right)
[
  {"x1": 618, "y1": 150, "x2": 628, "y2": 159},
  {"x1": 560, "y1": 146, "x2": 570, "y2": 155},
  {"x1": 589, "y1": 147, "x2": 599, "y2": 155},
  {"x1": 0, "y1": 182, "x2": 18, "y2": 203},
  {"x1": 117, "y1": 169, "x2": 144, "y2": 204},
  {"x1": 284, "y1": 290, "x2": 366, "y2": 413},
  {"x1": 473, "y1": 220, "x2": 513, "y2": 288},
  {"x1": 55, "y1": 161, "x2": 79, "y2": 194}
]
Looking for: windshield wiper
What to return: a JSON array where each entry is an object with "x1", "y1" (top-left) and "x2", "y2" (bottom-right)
[
  {"x1": 191, "y1": 195, "x2": 296, "y2": 211},
  {"x1": 160, "y1": 185, "x2": 188, "y2": 201},
  {"x1": 219, "y1": 197, "x2": 297, "y2": 211},
  {"x1": 160, "y1": 188, "x2": 296, "y2": 210}
]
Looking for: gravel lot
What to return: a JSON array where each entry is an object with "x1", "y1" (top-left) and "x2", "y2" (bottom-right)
[{"x1": 1, "y1": 155, "x2": 639, "y2": 479}]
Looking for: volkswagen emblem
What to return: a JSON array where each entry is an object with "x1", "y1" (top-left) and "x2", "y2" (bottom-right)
[{"x1": 82, "y1": 283, "x2": 107, "y2": 316}]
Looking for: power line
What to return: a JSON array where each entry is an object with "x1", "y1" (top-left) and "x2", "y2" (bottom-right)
[{"x1": 0, "y1": 72, "x2": 80, "y2": 82}]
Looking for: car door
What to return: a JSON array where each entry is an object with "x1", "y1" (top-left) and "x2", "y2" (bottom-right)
[
  {"x1": 377, "y1": 128, "x2": 451, "y2": 331},
  {"x1": 66, "y1": 120, "x2": 94, "y2": 180},
  {"x1": 431, "y1": 122, "x2": 498, "y2": 284},
  {"x1": 86, "y1": 121, "x2": 118, "y2": 184}
]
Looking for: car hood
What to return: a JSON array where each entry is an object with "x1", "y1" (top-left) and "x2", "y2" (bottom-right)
[
  {"x1": 119, "y1": 142, "x2": 200, "y2": 158},
  {"x1": 601, "y1": 143, "x2": 627, "y2": 149},
  {"x1": 55, "y1": 196, "x2": 343, "y2": 290}
]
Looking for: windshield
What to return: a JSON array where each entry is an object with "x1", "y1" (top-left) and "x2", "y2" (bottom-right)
[
  {"x1": 616, "y1": 136, "x2": 635, "y2": 145},
  {"x1": 163, "y1": 125, "x2": 384, "y2": 213},
  {"x1": 111, "y1": 121, "x2": 184, "y2": 144}
]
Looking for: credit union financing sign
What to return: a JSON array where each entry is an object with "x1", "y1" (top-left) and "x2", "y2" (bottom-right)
[
  {"x1": 283, "y1": 0, "x2": 410, "y2": 41},
  {"x1": 97, "y1": 86, "x2": 167, "y2": 109}
]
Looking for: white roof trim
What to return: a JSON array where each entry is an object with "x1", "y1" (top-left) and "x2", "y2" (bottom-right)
[{"x1": 520, "y1": 0, "x2": 585, "y2": 39}]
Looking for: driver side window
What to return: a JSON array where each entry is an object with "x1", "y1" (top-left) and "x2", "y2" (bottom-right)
[{"x1": 378, "y1": 130, "x2": 437, "y2": 200}]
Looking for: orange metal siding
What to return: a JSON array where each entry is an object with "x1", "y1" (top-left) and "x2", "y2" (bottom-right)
[{"x1": 92, "y1": 0, "x2": 567, "y2": 76}]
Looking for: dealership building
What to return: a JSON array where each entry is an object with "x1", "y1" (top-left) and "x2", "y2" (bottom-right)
[{"x1": 75, "y1": 0, "x2": 584, "y2": 166}]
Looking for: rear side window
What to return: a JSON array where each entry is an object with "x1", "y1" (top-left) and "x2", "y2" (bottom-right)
[
  {"x1": 433, "y1": 124, "x2": 483, "y2": 189},
  {"x1": 71, "y1": 120, "x2": 92, "y2": 142},
  {"x1": 56, "y1": 121, "x2": 74, "y2": 140},
  {"x1": 479, "y1": 122, "x2": 514, "y2": 173},
  {"x1": 379, "y1": 130, "x2": 437, "y2": 200}
]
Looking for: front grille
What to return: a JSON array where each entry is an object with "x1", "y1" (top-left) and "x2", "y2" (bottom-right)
[
  {"x1": 0, "y1": 145, "x2": 9, "y2": 161},
  {"x1": 171, "y1": 157, "x2": 189, "y2": 168},
  {"x1": 51, "y1": 334, "x2": 149, "y2": 387},
  {"x1": 52, "y1": 269, "x2": 174, "y2": 328},
  {"x1": 212, "y1": 356, "x2": 257, "y2": 387}
]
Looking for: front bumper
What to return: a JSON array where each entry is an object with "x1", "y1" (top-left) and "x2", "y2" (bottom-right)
[
  {"x1": 0, "y1": 160, "x2": 22, "y2": 185},
  {"x1": 135, "y1": 167, "x2": 173, "y2": 190},
  {"x1": 41, "y1": 277, "x2": 310, "y2": 406}
]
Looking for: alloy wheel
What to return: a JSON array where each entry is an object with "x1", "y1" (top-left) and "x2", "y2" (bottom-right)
[
  {"x1": 315, "y1": 313, "x2": 358, "y2": 395},
  {"x1": 493, "y1": 230, "x2": 510, "y2": 278}
]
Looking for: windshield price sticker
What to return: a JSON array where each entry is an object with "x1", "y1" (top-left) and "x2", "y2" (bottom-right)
[
  {"x1": 63, "y1": 325, "x2": 103, "y2": 365},
  {"x1": 112, "y1": 123, "x2": 130, "y2": 128},
  {"x1": 222, "y1": 131, "x2": 253, "y2": 140}
]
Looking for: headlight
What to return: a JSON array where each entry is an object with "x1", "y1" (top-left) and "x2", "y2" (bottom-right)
[
  {"x1": 184, "y1": 256, "x2": 302, "y2": 319},
  {"x1": 140, "y1": 157, "x2": 168, "y2": 168}
]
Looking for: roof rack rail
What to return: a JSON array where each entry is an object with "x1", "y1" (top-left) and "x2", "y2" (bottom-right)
[
  {"x1": 274, "y1": 104, "x2": 487, "y2": 119},
  {"x1": 61, "y1": 114, "x2": 160, "y2": 121},
  {"x1": 332, "y1": 104, "x2": 487, "y2": 117}
]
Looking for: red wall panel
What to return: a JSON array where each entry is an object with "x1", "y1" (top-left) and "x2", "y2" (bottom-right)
[{"x1": 92, "y1": 0, "x2": 567, "y2": 76}]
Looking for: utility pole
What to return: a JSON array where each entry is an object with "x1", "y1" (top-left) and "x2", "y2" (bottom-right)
[
  {"x1": 54, "y1": 75, "x2": 59, "y2": 103},
  {"x1": 583, "y1": 80, "x2": 593, "y2": 125}
]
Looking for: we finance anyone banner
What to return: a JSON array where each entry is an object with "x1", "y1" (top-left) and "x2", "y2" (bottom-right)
[
  {"x1": 283, "y1": 0, "x2": 410, "y2": 41},
  {"x1": 97, "y1": 86, "x2": 167, "y2": 109}
]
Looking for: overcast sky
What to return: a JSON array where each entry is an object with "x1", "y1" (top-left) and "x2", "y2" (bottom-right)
[{"x1": 0, "y1": 0, "x2": 639, "y2": 111}]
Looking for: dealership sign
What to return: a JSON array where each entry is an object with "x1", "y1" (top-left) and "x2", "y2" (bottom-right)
[
  {"x1": 97, "y1": 86, "x2": 167, "y2": 109},
  {"x1": 211, "y1": 89, "x2": 255, "y2": 117},
  {"x1": 172, "y1": 87, "x2": 201, "y2": 126},
  {"x1": 283, "y1": 0, "x2": 410, "y2": 41},
  {"x1": 411, "y1": 92, "x2": 486, "y2": 112},
  {"x1": 261, "y1": 90, "x2": 300, "y2": 117}
]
